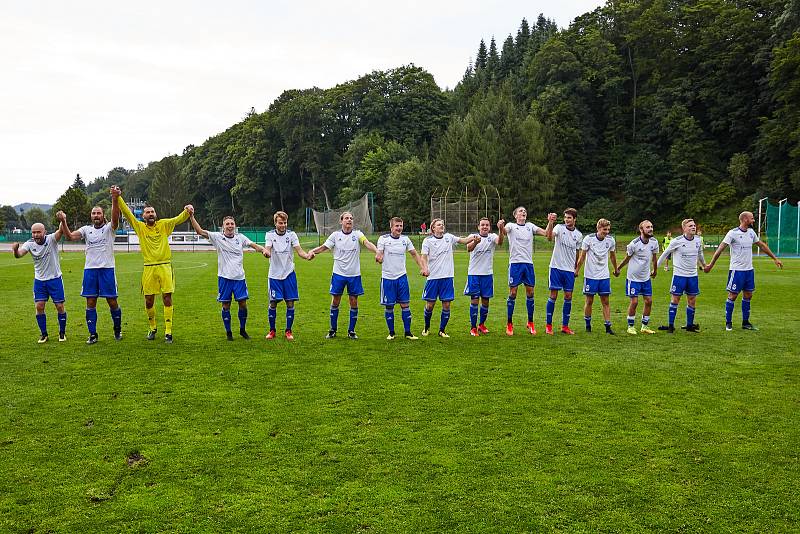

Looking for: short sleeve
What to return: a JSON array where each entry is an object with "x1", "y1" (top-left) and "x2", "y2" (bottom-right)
[
  {"x1": 421, "y1": 239, "x2": 430, "y2": 255},
  {"x1": 290, "y1": 232, "x2": 300, "y2": 247},
  {"x1": 377, "y1": 237, "x2": 386, "y2": 251},
  {"x1": 405, "y1": 238, "x2": 415, "y2": 252},
  {"x1": 581, "y1": 236, "x2": 590, "y2": 250},
  {"x1": 240, "y1": 235, "x2": 253, "y2": 248},
  {"x1": 722, "y1": 230, "x2": 734, "y2": 245},
  {"x1": 530, "y1": 223, "x2": 542, "y2": 234},
  {"x1": 19, "y1": 240, "x2": 31, "y2": 253},
  {"x1": 324, "y1": 234, "x2": 336, "y2": 249}
]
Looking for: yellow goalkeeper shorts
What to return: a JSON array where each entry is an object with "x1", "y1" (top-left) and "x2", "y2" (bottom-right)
[{"x1": 141, "y1": 263, "x2": 175, "y2": 295}]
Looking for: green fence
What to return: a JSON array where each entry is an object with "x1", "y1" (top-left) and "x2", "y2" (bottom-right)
[{"x1": 765, "y1": 201, "x2": 800, "y2": 257}]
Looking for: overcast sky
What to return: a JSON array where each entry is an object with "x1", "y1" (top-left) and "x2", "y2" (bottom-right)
[{"x1": 1, "y1": 0, "x2": 604, "y2": 206}]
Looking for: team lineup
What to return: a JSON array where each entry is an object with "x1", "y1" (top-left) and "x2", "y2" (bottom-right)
[{"x1": 12, "y1": 187, "x2": 784, "y2": 344}]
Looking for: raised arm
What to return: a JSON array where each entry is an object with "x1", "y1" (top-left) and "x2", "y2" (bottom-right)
[
  {"x1": 162, "y1": 205, "x2": 192, "y2": 232},
  {"x1": 11, "y1": 242, "x2": 26, "y2": 258},
  {"x1": 57, "y1": 210, "x2": 82, "y2": 241},
  {"x1": 115, "y1": 192, "x2": 142, "y2": 234},
  {"x1": 458, "y1": 234, "x2": 479, "y2": 246},
  {"x1": 111, "y1": 191, "x2": 120, "y2": 231},
  {"x1": 188, "y1": 211, "x2": 209, "y2": 238},
  {"x1": 496, "y1": 220, "x2": 505, "y2": 246},
  {"x1": 544, "y1": 213, "x2": 557, "y2": 240}
]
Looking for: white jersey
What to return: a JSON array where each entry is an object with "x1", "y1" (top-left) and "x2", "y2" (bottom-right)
[
  {"x1": 422, "y1": 233, "x2": 457, "y2": 280},
  {"x1": 377, "y1": 234, "x2": 415, "y2": 280},
  {"x1": 625, "y1": 236, "x2": 660, "y2": 283},
  {"x1": 20, "y1": 233, "x2": 62, "y2": 280},
  {"x1": 505, "y1": 222, "x2": 540, "y2": 264},
  {"x1": 658, "y1": 235, "x2": 704, "y2": 277},
  {"x1": 581, "y1": 234, "x2": 616, "y2": 280},
  {"x1": 78, "y1": 222, "x2": 116, "y2": 269},
  {"x1": 265, "y1": 230, "x2": 300, "y2": 280},
  {"x1": 549, "y1": 224, "x2": 583, "y2": 271},
  {"x1": 722, "y1": 227, "x2": 759, "y2": 271},
  {"x1": 324, "y1": 230, "x2": 365, "y2": 277},
  {"x1": 467, "y1": 233, "x2": 498, "y2": 275},
  {"x1": 207, "y1": 232, "x2": 252, "y2": 280}
]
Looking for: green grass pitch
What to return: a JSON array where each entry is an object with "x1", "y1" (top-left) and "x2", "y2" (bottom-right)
[{"x1": 0, "y1": 248, "x2": 798, "y2": 531}]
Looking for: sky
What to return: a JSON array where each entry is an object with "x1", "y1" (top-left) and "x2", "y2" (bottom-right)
[{"x1": 1, "y1": 0, "x2": 605, "y2": 207}]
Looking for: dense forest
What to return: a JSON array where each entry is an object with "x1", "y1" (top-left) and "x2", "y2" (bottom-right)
[{"x1": 7, "y1": 0, "x2": 799, "y2": 233}]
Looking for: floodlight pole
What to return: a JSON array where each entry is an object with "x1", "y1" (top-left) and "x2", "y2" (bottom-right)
[
  {"x1": 777, "y1": 198, "x2": 788, "y2": 256},
  {"x1": 757, "y1": 197, "x2": 768, "y2": 255}
]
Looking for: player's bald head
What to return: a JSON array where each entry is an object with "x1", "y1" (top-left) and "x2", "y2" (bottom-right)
[
  {"x1": 31, "y1": 223, "x2": 45, "y2": 233},
  {"x1": 739, "y1": 211, "x2": 753, "y2": 223}
]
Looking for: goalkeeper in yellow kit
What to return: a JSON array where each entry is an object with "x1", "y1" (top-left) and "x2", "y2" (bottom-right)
[{"x1": 112, "y1": 186, "x2": 191, "y2": 343}]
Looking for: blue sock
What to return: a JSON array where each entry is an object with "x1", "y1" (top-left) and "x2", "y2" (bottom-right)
[
  {"x1": 348, "y1": 308, "x2": 358, "y2": 332},
  {"x1": 86, "y1": 308, "x2": 97, "y2": 335},
  {"x1": 479, "y1": 305, "x2": 489, "y2": 326},
  {"x1": 506, "y1": 297, "x2": 515, "y2": 323},
  {"x1": 526, "y1": 297, "x2": 535, "y2": 322},
  {"x1": 562, "y1": 300, "x2": 572, "y2": 327},
  {"x1": 686, "y1": 306, "x2": 695, "y2": 327},
  {"x1": 222, "y1": 308, "x2": 232, "y2": 333},
  {"x1": 269, "y1": 306, "x2": 277, "y2": 331},
  {"x1": 604, "y1": 320, "x2": 612, "y2": 327},
  {"x1": 330, "y1": 306, "x2": 339, "y2": 332},
  {"x1": 111, "y1": 306, "x2": 122, "y2": 331},
  {"x1": 546, "y1": 298, "x2": 555, "y2": 325},
  {"x1": 440, "y1": 309, "x2": 451, "y2": 332},
  {"x1": 36, "y1": 313, "x2": 47, "y2": 335},
  {"x1": 424, "y1": 307, "x2": 433, "y2": 330},
  {"x1": 585, "y1": 316, "x2": 592, "y2": 330},
  {"x1": 401, "y1": 308, "x2": 412, "y2": 334},
  {"x1": 238, "y1": 308, "x2": 247, "y2": 331},
  {"x1": 57, "y1": 312, "x2": 67, "y2": 335},
  {"x1": 742, "y1": 298, "x2": 751, "y2": 322},
  {"x1": 642, "y1": 315, "x2": 650, "y2": 326},
  {"x1": 469, "y1": 303, "x2": 478, "y2": 328},
  {"x1": 668, "y1": 303, "x2": 678, "y2": 326},
  {"x1": 725, "y1": 298, "x2": 735, "y2": 324},
  {"x1": 286, "y1": 308, "x2": 295, "y2": 331},
  {"x1": 385, "y1": 307, "x2": 395, "y2": 335},
  {"x1": 627, "y1": 315, "x2": 635, "y2": 327}
]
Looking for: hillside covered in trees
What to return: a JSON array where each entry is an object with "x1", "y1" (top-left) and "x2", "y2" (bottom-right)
[{"x1": 17, "y1": 0, "x2": 798, "y2": 233}]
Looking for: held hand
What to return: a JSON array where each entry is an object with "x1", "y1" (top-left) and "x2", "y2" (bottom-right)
[
  {"x1": 547, "y1": 212, "x2": 557, "y2": 223},
  {"x1": 497, "y1": 219, "x2": 505, "y2": 229},
  {"x1": 574, "y1": 268, "x2": 579, "y2": 277},
  {"x1": 12, "y1": 242, "x2": 19, "y2": 253},
  {"x1": 703, "y1": 265, "x2": 712, "y2": 274},
  {"x1": 421, "y1": 269, "x2": 429, "y2": 277},
  {"x1": 56, "y1": 210, "x2": 66, "y2": 222},
  {"x1": 473, "y1": 235, "x2": 481, "y2": 243},
  {"x1": 650, "y1": 270, "x2": 657, "y2": 279},
  {"x1": 775, "y1": 259, "x2": 784, "y2": 269},
  {"x1": 375, "y1": 254, "x2": 383, "y2": 264},
  {"x1": 110, "y1": 186, "x2": 121, "y2": 197},
  {"x1": 307, "y1": 251, "x2": 315, "y2": 261},
  {"x1": 613, "y1": 269, "x2": 620, "y2": 278},
  {"x1": 262, "y1": 249, "x2": 270, "y2": 258},
  {"x1": 184, "y1": 205, "x2": 194, "y2": 214}
]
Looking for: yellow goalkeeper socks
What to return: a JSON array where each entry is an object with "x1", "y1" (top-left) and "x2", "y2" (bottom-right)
[
  {"x1": 164, "y1": 305, "x2": 173, "y2": 335},
  {"x1": 146, "y1": 306, "x2": 156, "y2": 329}
]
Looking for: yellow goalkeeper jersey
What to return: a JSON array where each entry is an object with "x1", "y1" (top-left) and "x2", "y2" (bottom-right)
[{"x1": 118, "y1": 198, "x2": 189, "y2": 265}]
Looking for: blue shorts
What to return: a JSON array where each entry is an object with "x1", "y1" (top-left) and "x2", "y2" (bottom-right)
[
  {"x1": 508, "y1": 263, "x2": 535, "y2": 288},
  {"x1": 726, "y1": 270, "x2": 755, "y2": 294},
  {"x1": 330, "y1": 273, "x2": 364, "y2": 296},
  {"x1": 583, "y1": 277, "x2": 611, "y2": 296},
  {"x1": 269, "y1": 271, "x2": 299, "y2": 302},
  {"x1": 422, "y1": 277, "x2": 455, "y2": 302},
  {"x1": 81, "y1": 267, "x2": 118, "y2": 298},
  {"x1": 33, "y1": 277, "x2": 65, "y2": 303},
  {"x1": 626, "y1": 279, "x2": 653, "y2": 298},
  {"x1": 218, "y1": 277, "x2": 249, "y2": 302},
  {"x1": 381, "y1": 275, "x2": 410, "y2": 306},
  {"x1": 464, "y1": 274, "x2": 494, "y2": 298},
  {"x1": 549, "y1": 268, "x2": 576, "y2": 292},
  {"x1": 671, "y1": 275, "x2": 700, "y2": 296}
]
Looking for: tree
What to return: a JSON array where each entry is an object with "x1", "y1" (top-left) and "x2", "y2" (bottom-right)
[
  {"x1": 149, "y1": 155, "x2": 190, "y2": 222},
  {"x1": 52, "y1": 185, "x2": 90, "y2": 229},
  {"x1": 72, "y1": 174, "x2": 86, "y2": 192},
  {"x1": 24, "y1": 207, "x2": 51, "y2": 231}
]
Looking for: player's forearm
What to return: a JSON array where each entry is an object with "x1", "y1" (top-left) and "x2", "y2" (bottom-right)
[{"x1": 757, "y1": 242, "x2": 778, "y2": 260}]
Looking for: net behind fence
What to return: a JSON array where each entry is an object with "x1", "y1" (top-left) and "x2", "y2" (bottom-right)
[
  {"x1": 765, "y1": 201, "x2": 800, "y2": 257},
  {"x1": 312, "y1": 193, "x2": 373, "y2": 235},
  {"x1": 430, "y1": 189, "x2": 501, "y2": 235}
]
